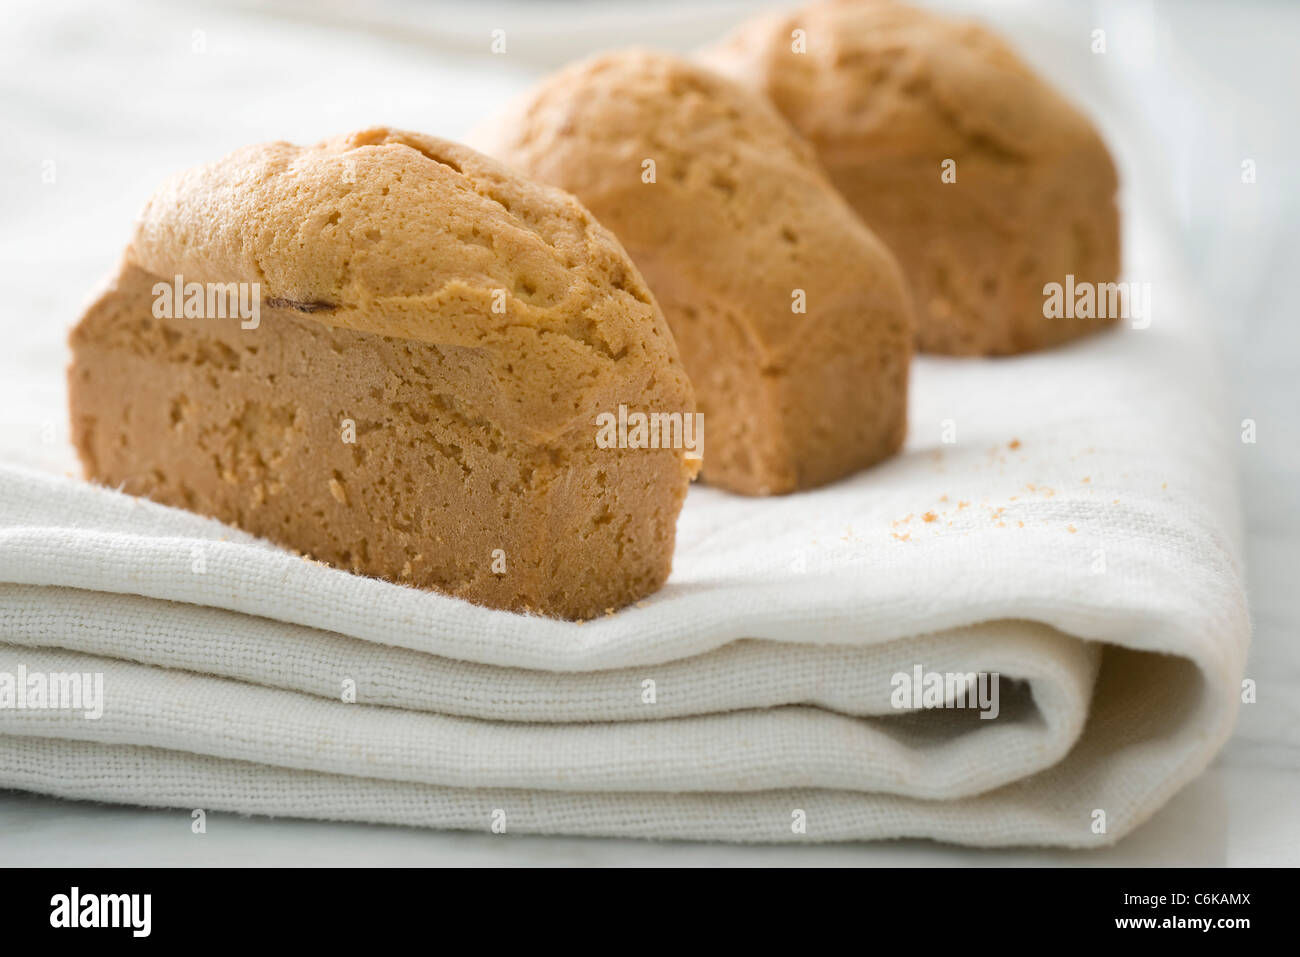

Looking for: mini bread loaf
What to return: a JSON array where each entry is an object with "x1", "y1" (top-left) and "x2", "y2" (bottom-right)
[
  {"x1": 68, "y1": 128, "x2": 698, "y2": 620},
  {"x1": 470, "y1": 50, "x2": 912, "y2": 496},
  {"x1": 701, "y1": 0, "x2": 1121, "y2": 356}
]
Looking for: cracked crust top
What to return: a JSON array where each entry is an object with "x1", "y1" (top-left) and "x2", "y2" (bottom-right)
[
  {"x1": 126, "y1": 127, "x2": 694, "y2": 445},
  {"x1": 701, "y1": 0, "x2": 1115, "y2": 171},
  {"x1": 469, "y1": 50, "x2": 905, "y2": 354}
]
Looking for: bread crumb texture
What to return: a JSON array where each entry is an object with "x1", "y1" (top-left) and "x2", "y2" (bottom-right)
[
  {"x1": 471, "y1": 49, "x2": 913, "y2": 495},
  {"x1": 69, "y1": 128, "x2": 698, "y2": 619},
  {"x1": 701, "y1": 0, "x2": 1121, "y2": 356}
]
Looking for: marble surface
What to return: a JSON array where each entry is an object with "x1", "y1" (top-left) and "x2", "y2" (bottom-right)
[{"x1": 0, "y1": 0, "x2": 1296, "y2": 865}]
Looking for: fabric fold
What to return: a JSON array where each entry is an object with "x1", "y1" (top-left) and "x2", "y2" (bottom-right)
[{"x1": 0, "y1": 222, "x2": 1251, "y2": 845}]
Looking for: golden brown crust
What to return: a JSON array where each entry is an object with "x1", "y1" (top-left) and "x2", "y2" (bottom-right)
[
  {"x1": 471, "y1": 50, "x2": 913, "y2": 494},
  {"x1": 70, "y1": 128, "x2": 697, "y2": 619},
  {"x1": 128, "y1": 127, "x2": 691, "y2": 440},
  {"x1": 701, "y1": 0, "x2": 1121, "y2": 355}
]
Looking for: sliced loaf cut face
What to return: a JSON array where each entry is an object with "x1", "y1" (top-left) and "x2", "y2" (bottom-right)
[
  {"x1": 68, "y1": 128, "x2": 698, "y2": 620},
  {"x1": 701, "y1": 0, "x2": 1121, "y2": 356},
  {"x1": 470, "y1": 51, "x2": 913, "y2": 496}
]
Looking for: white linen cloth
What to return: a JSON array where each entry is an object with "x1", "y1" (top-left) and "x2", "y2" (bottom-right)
[{"x1": 0, "y1": 204, "x2": 1250, "y2": 844}]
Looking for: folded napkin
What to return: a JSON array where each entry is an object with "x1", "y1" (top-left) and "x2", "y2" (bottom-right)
[{"x1": 0, "y1": 218, "x2": 1249, "y2": 846}]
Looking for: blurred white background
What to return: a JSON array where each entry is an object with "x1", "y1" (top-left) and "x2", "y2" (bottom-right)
[{"x1": 0, "y1": 0, "x2": 1296, "y2": 865}]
